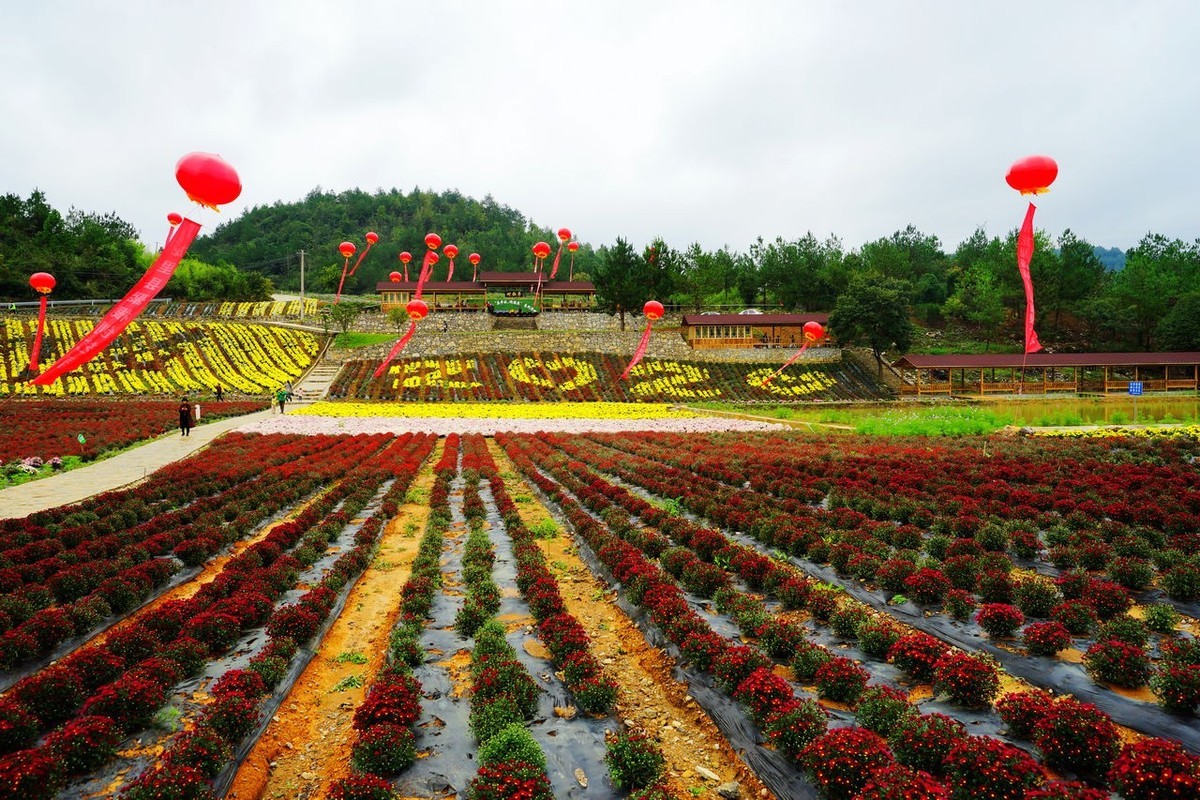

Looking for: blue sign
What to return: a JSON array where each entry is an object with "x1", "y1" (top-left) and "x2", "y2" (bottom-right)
[{"x1": 1128, "y1": 381, "x2": 1143, "y2": 396}]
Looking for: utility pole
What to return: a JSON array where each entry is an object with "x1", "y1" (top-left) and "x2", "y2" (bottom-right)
[{"x1": 299, "y1": 250, "x2": 306, "y2": 320}]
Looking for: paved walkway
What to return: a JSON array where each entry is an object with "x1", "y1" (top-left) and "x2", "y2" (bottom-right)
[{"x1": 0, "y1": 409, "x2": 275, "y2": 520}]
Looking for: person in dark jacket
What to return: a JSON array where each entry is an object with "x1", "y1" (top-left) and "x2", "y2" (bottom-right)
[{"x1": 178, "y1": 399, "x2": 193, "y2": 437}]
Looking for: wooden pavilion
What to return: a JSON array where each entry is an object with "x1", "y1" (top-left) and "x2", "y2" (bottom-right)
[
  {"x1": 891, "y1": 352, "x2": 1200, "y2": 396},
  {"x1": 679, "y1": 313, "x2": 830, "y2": 350}
]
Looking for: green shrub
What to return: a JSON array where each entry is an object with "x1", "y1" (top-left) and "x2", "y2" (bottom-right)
[
  {"x1": 477, "y1": 723, "x2": 545, "y2": 769},
  {"x1": 605, "y1": 730, "x2": 665, "y2": 790}
]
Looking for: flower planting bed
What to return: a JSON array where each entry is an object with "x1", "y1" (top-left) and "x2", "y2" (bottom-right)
[
  {"x1": 0, "y1": 398, "x2": 264, "y2": 468},
  {"x1": 550, "y1": 432, "x2": 1200, "y2": 742},
  {"x1": 496, "y1": 430, "x2": 1200, "y2": 798},
  {"x1": 2, "y1": 318, "x2": 318, "y2": 396},
  {"x1": 330, "y1": 351, "x2": 888, "y2": 403},
  {"x1": 4, "y1": 425, "x2": 1200, "y2": 799}
]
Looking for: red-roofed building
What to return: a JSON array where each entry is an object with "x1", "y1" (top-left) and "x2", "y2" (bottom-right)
[
  {"x1": 679, "y1": 313, "x2": 830, "y2": 350},
  {"x1": 377, "y1": 272, "x2": 595, "y2": 313}
]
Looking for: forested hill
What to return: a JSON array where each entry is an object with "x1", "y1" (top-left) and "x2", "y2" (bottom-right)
[{"x1": 188, "y1": 187, "x2": 602, "y2": 293}]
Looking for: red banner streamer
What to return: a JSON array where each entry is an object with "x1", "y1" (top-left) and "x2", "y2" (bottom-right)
[
  {"x1": 759, "y1": 341, "x2": 811, "y2": 387},
  {"x1": 334, "y1": 257, "x2": 352, "y2": 304},
  {"x1": 32, "y1": 219, "x2": 201, "y2": 386},
  {"x1": 414, "y1": 251, "x2": 438, "y2": 299},
  {"x1": 29, "y1": 296, "x2": 48, "y2": 372},
  {"x1": 347, "y1": 241, "x2": 375, "y2": 277},
  {"x1": 1016, "y1": 202, "x2": 1042, "y2": 354},
  {"x1": 619, "y1": 323, "x2": 655, "y2": 381},
  {"x1": 549, "y1": 241, "x2": 563, "y2": 280},
  {"x1": 373, "y1": 322, "x2": 418, "y2": 378},
  {"x1": 446, "y1": 257, "x2": 455, "y2": 283}
]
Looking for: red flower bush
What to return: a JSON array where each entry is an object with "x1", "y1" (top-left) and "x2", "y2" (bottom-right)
[
  {"x1": 353, "y1": 673, "x2": 423, "y2": 730},
  {"x1": 888, "y1": 632, "x2": 948, "y2": 681},
  {"x1": 1026, "y1": 780, "x2": 1110, "y2": 800},
  {"x1": 1023, "y1": 621, "x2": 1072, "y2": 657},
  {"x1": 904, "y1": 568, "x2": 951, "y2": 605},
  {"x1": 975, "y1": 604, "x2": 1025, "y2": 638},
  {"x1": 1082, "y1": 578, "x2": 1132, "y2": 621},
  {"x1": 1107, "y1": 737, "x2": 1200, "y2": 800},
  {"x1": 814, "y1": 656, "x2": 870, "y2": 704},
  {"x1": 1150, "y1": 663, "x2": 1200, "y2": 714},
  {"x1": 943, "y1": 588, "x2": 976, "y2": 621},
  {"x1": 856, "y1": 763, "x2": 950, "y2": 800},
  {"x1": 1051, "y1": 600, "x2": 1098, "y2": 635},
  {"x1": 350, "y1": 722, "x2": 417, "y2": 776},
  {"x1": 933, "y1": 652, "x2": 999, "y2": 708},
  {"x1": 0, "y1": 749, "x2": 63, "y2": 800},
  {"x1": 328, "y1": 773, "x2": 402, "y2": 800},
  {"x1": 467, "y1": 760, "x2": 553, "y2": 800},
  {"x1": 943, "y1": 735, "x2": 1044, "y2": 800},
  {"x1": 1084, "y1": 639, "x2": 1151, "y2": 688},
  {"x1": 996, "y1": 688, "x2": 1055, "y2": 739},
  {"x1": 799, "y1": 727, "x2": 894, "y2": 800},
  {"x1": 44, "y1": 714, "x2": 121, "y2": 774},
  {"x1": 762, "y1": 699, "x2": 827, "y2": 761},
  {"x1": 854, "y1": 684, "x2": 914, "y2": 737},
  {"x1": 1031, "y1": 698, "x2": 1120, "y2": 777},
  {"x1": 713, "y1": 645, "x2": 773, "y2": 694},
  {"x1": 887, "y1": 712, "x2": 967, "y2": 776},
  {"x1": 734, "y1": 668, "x2": 796, "y2": 724}
]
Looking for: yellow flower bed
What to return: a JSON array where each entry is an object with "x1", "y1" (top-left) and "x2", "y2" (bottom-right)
[
  {"x1": 1034, "y1": 424, "x2": 1200, "y2": 439},
  {"x1": 296, "y1": 401, "x2": 701, "y2": 420}
]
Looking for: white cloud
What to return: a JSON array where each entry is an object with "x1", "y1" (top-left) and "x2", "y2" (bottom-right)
[{"x1": 3, "y1": 0, "x2": 1198, "y2": 256}]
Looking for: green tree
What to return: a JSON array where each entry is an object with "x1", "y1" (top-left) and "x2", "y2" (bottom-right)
[
  {"x1": 593, "y1": 238, "x2": 644, "y2": 330},
  {"x1": 1156, "y1": 293, "x2": 1200, "y2": 350},
  {"x1": 829, "y1": 276, "x2": 915, "y2": 374},
  {"x1": 942, "y1": 261, "x2": 1006, "y2": 349},
  {"x1": 1107, "y1": 234, "x2": 1200, "y2": 348},
  {"x1": 327, "y1": 302, "x2": 363, "y2": 333},
  {"x1": 387, "y1": 306, "x2": 410, "y2": 331}
]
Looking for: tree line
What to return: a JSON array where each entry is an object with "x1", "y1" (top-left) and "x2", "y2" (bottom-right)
[
  {"x1": 592, "y1": 226, "x2": 1200, "y2": 352},
  {"x1": 0, "y1": 191, "x2": 271, "y2": 303}
]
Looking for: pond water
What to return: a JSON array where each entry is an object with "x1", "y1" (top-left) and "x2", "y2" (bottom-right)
[{"x1": 982, "y1": 395, "x2": 1200, "y2": 425}]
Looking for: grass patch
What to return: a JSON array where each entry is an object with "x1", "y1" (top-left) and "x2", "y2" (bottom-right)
[
  {"x1": 333, "y1": 651, "x2": 369, "y2": 664},
  {"x1": 329, "y1": 674, "x2": 365, "y2": 692},
  {"x1": 332, "y1": 332, "x2": 398, "y2": 349},
  {"x1": 852, "y1": 406, "x2": 1013, "y2": 436}
]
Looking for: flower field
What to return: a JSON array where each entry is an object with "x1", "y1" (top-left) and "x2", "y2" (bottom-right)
[
  {"x1": 1, "y1": 318, "x2": 319, "y2": 396},
  {"x1": 1, "y1": 426, "x2": 1198, "y2": 799},
  {"x1": 0, "y1": 399, "x2": 265, "y2": 466},
  {"x1": 329, "y1": 351, "x2": 889, "y2": 403}
]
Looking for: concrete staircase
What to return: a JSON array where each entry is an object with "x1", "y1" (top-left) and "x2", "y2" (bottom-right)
[{"x1": 293, "y1": 361, "x2": 341, "y2": 402}]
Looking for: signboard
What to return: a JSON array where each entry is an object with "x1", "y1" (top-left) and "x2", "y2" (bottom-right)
[{"x1": 1128, "y1": 381, "x2": 1143, "y2": 396}]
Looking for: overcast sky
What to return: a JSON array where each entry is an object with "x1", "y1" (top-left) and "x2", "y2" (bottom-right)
[{"x1": 3, "y1": 1, "x2": 1198, "y2": 258}]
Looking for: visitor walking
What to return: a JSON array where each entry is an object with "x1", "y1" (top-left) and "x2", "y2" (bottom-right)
[
  {"x1": 215, "y1": 384, "x2": 223, "y2": 402},
  {"x1": 178, "y1": 399, "x2": 193, "y2": 437},
  {"x1": 276, "y1": 387, "x2": 288, "y2": 414}
]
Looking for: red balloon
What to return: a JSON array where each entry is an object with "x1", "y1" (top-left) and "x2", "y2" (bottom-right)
[
  {"x1": 399, "y1": 251, "x2": 412, "y2": 264},
  {"x1": 468, "y1": 252, "x2": 481, "y2": 265},
  {"x1": 365, "y1": 231, "x2": 379, "y2": 245},
  {"x1": 389, "y1": 271, "x2": 402, "y2": 282},
  {"x1": 1006, "y1": 155, "x2": 1058, "y2": 195},
  {"x1": 167, "y1": 212, "x2": 183, "y2": 227},
  {"x1": 339, "y1": 241, "x2": 356, "y2": 258},
  {"x1": 557, "y1": 227, "x2": 572, "y2": 242},
  {"x1": 567, "y1": 241, "x2": 580, "y2": 253},
  {"x1": 406, "y1": 298, "x2": 429, "y2": 321},
  {"x1": 443, "y1": 244, "x2": 459, "y2": 259},
  {"x1": 425, "y1": 233, "x2": 442, "y2": 250},
  {"x1": 175, "y1": 152, "x2": 241, "y2": 209},
  {"x1": 802, "y1": 321, "x2": 825, "y2": 342},
  {"x1": 30, "y1": 272, "x2": 56, "y2": 294},
  {"x1": 532, "y1": 241, "x2": 552, "y2": 258},
  {"x1": 643, "y1": 300, "x2": 665, "y2": 320}
]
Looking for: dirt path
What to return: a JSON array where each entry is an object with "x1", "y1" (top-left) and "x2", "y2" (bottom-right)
[
  {"x1": 488, "y1": 441, "x2": 774, "y2": 800},
  {"x1": 227, "y1": 446, "x2": 441, "y2": 800}
]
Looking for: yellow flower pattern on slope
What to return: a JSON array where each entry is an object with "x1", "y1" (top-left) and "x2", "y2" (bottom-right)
[
  {"x1": 396, "y1": 359, "x2": 484, "y2": 390},
  {"x1": 744, "y1": 367, "x2": 838, "y2": 397},
  {"x1": 627, "y1": 361, "x2": 722, "y2": 399},
  {"x1": 507, "y1": 356, "x2": 598, "y2": 391},
  {"x1": 295, "y1": 401, "x2": 700, "y2": 419}
]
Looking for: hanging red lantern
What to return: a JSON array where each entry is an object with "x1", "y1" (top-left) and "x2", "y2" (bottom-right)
[
  {"x1": 567, "y1": 241, "x2": 580, "y2": 253},
  {"x1": 389, "y1": 271, "x2": 402, "y2": 282},
  {"x1": 1005, "y1": 155, "x2": 1058, "y2": 195},
  {"x1": 399, "y1": 251, "x2": 412, "y2": 265},
  {"x1": 406, "y1": 299, "x2": 429, "y2": 321},
  {"x1": 443, "y1": 244, "x2": 459, "y2": 259},
  {"x1": 427, "y1": 252, "x2": 440, "y2": 265},
  {"x1": 643, "y1": 300, "x2": 665, "y2": 320},
  {"x1": 175, "y1": 152, "x2": 242, "y2": 210},
  {"x1": 468, "y1": 252, "x2": 481, "y2": 265},
  {"x1": 365, "y1": 231, "x2": 379, "y2": 245},
  {"x1": 557, "y1": 227, "x2": 572, "y2": 242},
  {"x1": 30, "y1": 272, "x2": 56, "y2": 294},
  {"x1": 167, "y1": 212, "x2": 183, "y2": 228},
  {"x1": 425, "y1": 232, "x2": 442, "y2": 250},
  {"x1": 338, "y1": 241, "x2": 356, "y2": 258},
  {"x1": 802, "y1": 321, "x2": 825, "y2": 342}
]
